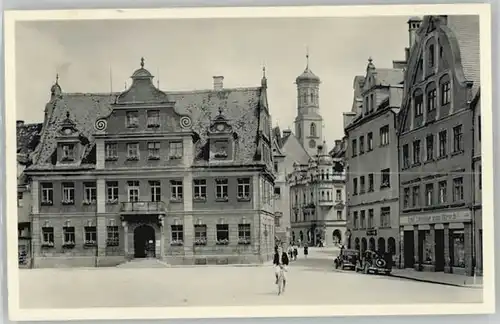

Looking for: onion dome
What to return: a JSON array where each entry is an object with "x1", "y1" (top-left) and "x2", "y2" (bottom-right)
[
  {"x1": 317, "y1": 141, "x2": 333, "y2": 165},
  {"x1": 296, "y1": 52, "x2": 320, "y2": 83}
]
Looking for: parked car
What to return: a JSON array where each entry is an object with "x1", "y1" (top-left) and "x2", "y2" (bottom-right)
[
  {"x1": 334, "y1": 248, "x2": 360, "y2": 270},
  {"x1": 355, "y1": 250, "x2": 392, "y2": 275}
]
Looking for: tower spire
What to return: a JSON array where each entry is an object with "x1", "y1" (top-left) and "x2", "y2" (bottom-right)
[
  {"x1": 157, "y1": 67, "x2": 160, "y2": 88},
  {"x1": 55, "y1": 73, "x2": 59, "y2": 85},
  {"x1": 306, "y1": 46, "x2": 310, "y2": 69},
  {"x1": 261, "y1": 64, "x2": 268, "y2": 88},
  {"x1": 140, "y1": 57, "x2": 145, "y2": 68}
]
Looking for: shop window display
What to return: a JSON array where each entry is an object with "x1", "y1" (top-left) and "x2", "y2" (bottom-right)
[{"x1": 451, "y1": 230, "x2": 465, "y2": 268}]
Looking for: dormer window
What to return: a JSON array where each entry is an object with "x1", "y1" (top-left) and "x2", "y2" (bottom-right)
[
  {"x1": 61, "y1": 144, "x2": 74, "y2": 161},
  {"x1": 147, "y1": 110, "x2": 160, "y2": 128},
  {"x1": 208, "y1": 108, "x2": 235, "y2": 162},
  {"x1": 126, "y1": 111, "x2": 139, "y2": 128},
  {"x1": 214, "y1": 140, "x2": 229, "y2": 159}
]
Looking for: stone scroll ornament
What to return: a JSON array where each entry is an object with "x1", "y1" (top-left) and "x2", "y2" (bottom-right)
[
  {"x1": 180, "y1": 116, "x2": 192, "y2": 129},
  {"x1": 94, "y1": 118, "x2": 108, "y2": 131}
]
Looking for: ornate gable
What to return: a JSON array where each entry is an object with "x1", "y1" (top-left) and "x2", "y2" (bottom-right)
[
  {"x1": 207, "y1": 107, "x2": 237, "y2": 162},
  {"x1": 57, "y1": 111, "x2": 80, "y2": 139},
  {"x1": 115, "y1": 58, "x2": 172, "y2": 105},
  {"x1": 55, "y1": 111, "x2": 86, "y2": 164}
]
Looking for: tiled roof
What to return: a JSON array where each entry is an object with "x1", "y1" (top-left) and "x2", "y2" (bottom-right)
[
  {"x1": 170, "y1": 87, "x2": 263, "y2": 166},
  {"x1": 30, "y1": 83, "x2": 265, "y2": 169},
  {"x1": 32, "y1": 93, "x2": 115, "y2": 166},
  {"x1": 17, "y1": 122, "x2": 42, "y2": 155},
  {"x1": 373, "y1": 68, "x2": 404, "y2": 86},
  {"x1": 446, "y1": 15, "x2": 480, "y2": 96}
]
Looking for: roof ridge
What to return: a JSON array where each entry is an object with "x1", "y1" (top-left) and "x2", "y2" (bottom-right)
[{"x1": 62, "y1": 86, "x2": 263, "y2": 97}]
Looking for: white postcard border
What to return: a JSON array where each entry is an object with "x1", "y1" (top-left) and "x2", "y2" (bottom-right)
[{"x1": 4, "y1": 3, "x2": 494, "y2": 321}]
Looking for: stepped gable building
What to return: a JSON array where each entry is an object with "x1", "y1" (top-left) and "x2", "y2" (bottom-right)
[
  {"x1": 344, "y1": 56, "x2": 405, "y2": 263},
  {"x1": 397, "y1": 16, "x2": 481, "y2": 276},
  {"x1": 17, "y1": 121, "x2": 42, "y2": 267},
  {"x1": 24, "y1": 58, "x2": 276, "y2": 268}
]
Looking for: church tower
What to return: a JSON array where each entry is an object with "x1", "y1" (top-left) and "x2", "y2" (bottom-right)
[{"x1": 294, "y1": 52, "x2": 324, "y2": 157}]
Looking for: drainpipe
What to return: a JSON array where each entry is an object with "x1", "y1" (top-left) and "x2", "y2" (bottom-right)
[
  {"x1": 469, "y1": 98, "x2": 476, "y2": 281},
  {"x1": 395, "y1": 110, "x2": 402, "y2": 269}
]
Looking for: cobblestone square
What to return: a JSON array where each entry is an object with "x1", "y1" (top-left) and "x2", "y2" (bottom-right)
[{"x1": 19, "y1": 249, "x2": 482, "y2": 308}]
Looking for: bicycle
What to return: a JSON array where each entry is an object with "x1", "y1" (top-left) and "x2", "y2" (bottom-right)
[{"x1": 277, "y1": 265, "x2": 286, "y2": 295}]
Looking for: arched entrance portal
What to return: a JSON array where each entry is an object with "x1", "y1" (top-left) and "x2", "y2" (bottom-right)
[
  {"x1": 378, "y1": 237, "x2": 386, "y2": 254},
  {"x1": 361, "y1": 238, "x2": 367, "y2": 253},
  {"x1": 369, "y1": 237, "x2": 376, "y2": 251},
  {"x1": 333, "y1": 230, "x2": 342, "y2": 245},
  {"x1": 134, "y1": 225, "x2": 156, "y2": 258}
]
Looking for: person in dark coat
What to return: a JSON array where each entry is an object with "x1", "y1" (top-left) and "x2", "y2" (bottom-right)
[
  {"x1": 273, "y1": 246, "x2": 290, "y2": 284},
  {"x1": 303, "y1": 243, "x2": 309, "y2": 258}
]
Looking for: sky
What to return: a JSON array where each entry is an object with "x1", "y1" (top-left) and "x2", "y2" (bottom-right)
[{"x1": 15, "y1": 17, "x2": 409, "y2": 147}]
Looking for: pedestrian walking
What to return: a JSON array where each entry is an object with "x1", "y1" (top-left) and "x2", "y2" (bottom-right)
[
  {"x1": 293, "y1": 243, "x2": 298, "y2": 260},
  {"x1": 304, "y1": 243, "x2": 309, "y2": 259},
  {"x1": 287, "y1": 244, "x2": 293, "y2": 261}
]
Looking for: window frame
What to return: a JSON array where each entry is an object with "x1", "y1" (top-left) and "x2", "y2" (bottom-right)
[
  {"x1": 216, "y1": 224, "x2": 229, "y2": 245},
  {"x1": 193, "y1": 179, "x2": 207, "y2": 201},
  {"x1": 127, "y1": 180, "x2": 140, "y2": 202},
  {"x1": 170, "y1": 180, "x2": 183, "y2": 201},
  {"x1": 61, "y1": 182, "x2": 75, "y2": 205},
  {"x1": 215, "y1": 178, "x2": 229, "y2": 201},
  {"x1": 237, "y1": 178, "x2": 251, "y2": 200},
  {"x1": 238, "y1": 224, "x2": 251, "y2": 244},
  {"x1": 41, "y1": 183, "x2": 54, "y2": 205},
  {"x1": 170, "y1": 225, "x2": 184, "y2": 246},
  {"x1": 126, "y1": 111, "x2": 139, "y2": 128}
]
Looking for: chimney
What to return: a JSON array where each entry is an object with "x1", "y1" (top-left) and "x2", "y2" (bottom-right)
[
  {"x1": 408, "y1": 17, "x2": 422, "y2": 49},
  {"x1": 16, "y1": 120, "x2": 24, "y2": 127},
  {"x1": 343, "y1": 112, "x2": 357, "y2": 129},
  {"x1": 213, "y1": 76, "x2": 224, "y2": 91}
]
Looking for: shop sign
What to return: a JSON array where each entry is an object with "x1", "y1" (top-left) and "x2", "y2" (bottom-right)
[{"x1": 401, "y1": 211, "x2": 471, "y2": 225}]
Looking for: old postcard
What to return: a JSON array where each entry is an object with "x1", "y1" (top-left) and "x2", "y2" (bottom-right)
[{"x1": 3, "y1": 4, "x2": 494, "y2": 321}]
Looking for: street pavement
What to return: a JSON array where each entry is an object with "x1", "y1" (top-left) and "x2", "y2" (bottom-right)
[{"x1": 18, "y1": 247, "x2": 482, "y2": 308}]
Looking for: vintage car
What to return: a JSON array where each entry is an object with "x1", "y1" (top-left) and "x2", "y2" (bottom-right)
[
  {"x1": 355, "y1": 250, "x2": 392, "y2": 275},
  {"x1": 333, "y1": 248, "x2": 360, "y2": 270}
]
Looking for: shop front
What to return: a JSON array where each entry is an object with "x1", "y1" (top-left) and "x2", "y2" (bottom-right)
[{"x1": 400, "y1": 209, "x2": 473, "y2": 276}]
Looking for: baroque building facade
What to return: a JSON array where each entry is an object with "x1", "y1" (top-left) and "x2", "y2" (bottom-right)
[
  {"x1": 344, "y1": 57, "x2": 405, "y2": 264},
  {"x1": 23, "y1": 59, "x2": 277, "y2": 268},
  {"x1": 397, "y1": 16, "x2": 481, "y2": 276}
]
